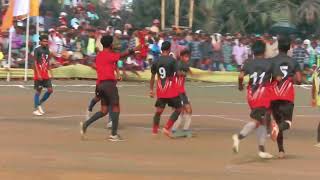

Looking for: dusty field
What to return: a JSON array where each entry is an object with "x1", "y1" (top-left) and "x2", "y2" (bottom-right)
[{"x1": 0, "y1": 80, "x2": 319, "y2": 180}]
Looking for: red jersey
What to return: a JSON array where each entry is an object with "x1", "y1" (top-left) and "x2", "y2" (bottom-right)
[
  {"x1": 247, "y1": 84, "x2": 273, "y2": 109},
  {"x1": 176, "y1": 61, "x2": 190, "y2": 93},
  {"x1": 270, "y1": 54, "x2": 301, "y2": 102},
  {"x1": 96, "y1": 49, "x2": 120, "y2": 81},
  {"x1": 242, "y1": 58, "x2": 273, "y2": 109},
  {"x1": 151, "y1": 55, "x2": 179, "y2": 98},
  {"x1": 33, "y1": 46, "x2": 50, "y2": 80}
]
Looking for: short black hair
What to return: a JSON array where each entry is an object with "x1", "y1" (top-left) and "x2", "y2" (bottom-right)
[
  {"x1": 161, "y1": 41, "x2": 171, "y2": 51},
  {"x1": 252, "y1": 40, "x2": 266, "y2": 56},
  {"x1": 180, "y1": 49, "x2": 190, "y2": 57},
  {"x1": 278, "y1": 37, "x2": 290, "y2": 53},
  {"x1": 39, "y1": 34, "x2": 48, "y2": 41},
  {"x1": 100, "y1": 35, "x2": 113, "y2": 48}
]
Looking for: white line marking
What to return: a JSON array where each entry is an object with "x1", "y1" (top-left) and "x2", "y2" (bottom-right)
[
  {"x1": 298, "y1": 85, "x2": 311, "y2": 90},
  {"x1": 26, "y1": 113, "x2": 247, "y2": 123}
]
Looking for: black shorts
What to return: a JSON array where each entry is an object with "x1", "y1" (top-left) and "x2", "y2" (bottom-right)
[
  {"x1": 271, "y1": 100, "x2": 294, "y2": 123},
  {"x1": 250, "y1": 107, "x2": 268, "y2": 122},
  {"x1": 180, "y1": 93, "x2": 190, "y2": 105},
  {"x1": 96, "y1": 80, "x2": 119, "y2": 106},
  {"x1": 155, "y1": 96, "x2": 182, "y2": 109},
  {"x1": 34, "y1": 79, "x2": 52, "y2": 90}
]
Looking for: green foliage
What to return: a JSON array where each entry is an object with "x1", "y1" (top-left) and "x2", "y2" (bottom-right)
[{"x1": 127, "y1": 0, "x2": 320, "y2": 34}]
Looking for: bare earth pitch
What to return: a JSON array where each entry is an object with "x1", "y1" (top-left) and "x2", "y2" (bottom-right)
[{"x1": 0, "y1": 80, "x2": 319, "y2": 180}]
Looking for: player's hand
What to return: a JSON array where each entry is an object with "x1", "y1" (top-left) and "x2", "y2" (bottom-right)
[
  {"x1": 238, "y1": 84, "x2": 244, "y2": 91},
  {"x1": 312, "y1": 99, "x2": 317, "y2": 107},
  {"x1": 149, "y1": 90, "x2": 155, "y2": 98},
  {"x1": 117, "y1": 75, "x2": 123, "y2": 81}
]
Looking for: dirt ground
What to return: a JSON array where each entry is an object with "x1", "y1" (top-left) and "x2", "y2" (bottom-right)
[{"x1": 0, "y1": 80, "x2": 319, "y2": 180}]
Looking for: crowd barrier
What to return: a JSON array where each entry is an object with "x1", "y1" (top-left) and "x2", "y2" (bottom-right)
[{"x1": 0, "y1": 64, "x2": 244, "y2": 83}]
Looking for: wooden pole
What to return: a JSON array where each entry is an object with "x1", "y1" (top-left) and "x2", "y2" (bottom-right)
[
  {"x1": 161, "y1": 0, "x2": 166, "y2": 30},
  {"x1": 174, "y1": 0, "x2": 180, "y2": 27},
  {"x1": 189, "y1": 0, "x2": 194, "y2": 28}
]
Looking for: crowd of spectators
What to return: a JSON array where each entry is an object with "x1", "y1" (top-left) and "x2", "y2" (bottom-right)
[{"x1": 0, "y1": 2, "x2": 320, "y2": 82}]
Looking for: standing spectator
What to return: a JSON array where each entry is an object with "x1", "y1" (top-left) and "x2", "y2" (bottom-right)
[
  {"x1": 200, "y1": 34, "x2": 213, "y2": 70},
  {"x1": 292, "y1": 39, "x2": 308, "y2": 82},
  {"x1": 70, "y1": 14, "x2": 80, "y2": 29},
  {"x1": 189, "y1": 33, "x2": 202, "y2": 68},
  {"x1": 113, "y1": 30, "x2": 122, "y2": 53},
  {"x1": 232, "y1": 38, "x2": 247, "y2": 70},
  {"x1": 264, "y1": 36, "x2": 279, "y2": 59},
  {"x1": 43, "y1": 11, "x2": 55, "y2": 32},
  {"x1": 222, "y1": 36, "x2": 233, "y2": 71},
  {"x1": 150, "y1": 37, "x2": 161, "y2": 62},
  {"x1": 212, "y1": 33, "x2": 223, "y2": 71}
]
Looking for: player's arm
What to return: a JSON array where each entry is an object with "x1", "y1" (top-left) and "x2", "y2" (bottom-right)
[
  {"x1": 149, "y1": 62, "x2": 157, "y2": 98},
  {"x1": 115, "y1": 66, "x2": 122, "y2": 81},
  {"x1": 119, "y1": 46, "x2": 140, "y2": 59},
  {"x1": 238, "y1": 71, "x2": 245, "y2": 91}
]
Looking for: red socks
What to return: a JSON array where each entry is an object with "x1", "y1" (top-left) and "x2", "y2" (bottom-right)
[{"x1": 164, "y1": 119, "x2": 175, "y2": 130}]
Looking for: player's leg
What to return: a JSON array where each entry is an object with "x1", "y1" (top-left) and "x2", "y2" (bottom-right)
[
  {"x1": 153, "y1": 99, "x2": 166, "y2": 135},
  {"x1": 38, "y1": 80, "x2": 53, "y2": 114},
  {"x1": 107, "y1": 83, "x2": 123, "y2": 141},
  {"x1": 39, "y1": 80, "x2": 53, "y2": 105},
  {"x1": 277, "y1": 131, "x2": 285, "y2": 158},
  {"x1": 163, "y1": 97, "x2": 182, "y2": 137},
  {"x1": 88, "y1": 96, "x2": 100, "y2": 112},
  {"x1": 80, "y1": 83, "x2": 108, "y2": 138},
  {"x1": 277, "y1": 101, "x2": 294, "y2": 131},
  {"x1": 171, "y1": 109, "x2": 184, "y2": 133},
  {"x1": 182, "y1": 103, "x2": 192, "y2": 131},
  {"x1": 33, "y1": 80, "x2": 43, "y2": 116},
  {"x1": 82, "y1": 104, "x2": 108, "y2": 136},
  {"x1": 232, "y1": 108, "x2": 263, "y2": 153},
  {"x1": 106, "y1": 105, "x2": 113, "y2": 129}
]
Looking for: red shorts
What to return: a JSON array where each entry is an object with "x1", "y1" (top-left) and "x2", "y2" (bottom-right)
[{"x1": 247, "y1": 85, "x2": 273, "y2": 109}]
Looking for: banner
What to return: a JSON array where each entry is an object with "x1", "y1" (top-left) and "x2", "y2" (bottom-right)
[
  {"x1": 13, "y1": 0, "x2": 30, "y2": 17},
  {"x1": 1, "y1": 0, "x2": 14, "y2": 31}
]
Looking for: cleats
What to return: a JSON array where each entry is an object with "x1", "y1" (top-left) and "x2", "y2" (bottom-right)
[
  {"x1": 278, "y1": 151, "x2": 285, "y2": 159},
  {"x1": 258, "y1": 151, "x2": 273, "y2": 159},
  {"x1": 108, "y1": 135, "x2": 124, "y2": 142},
  {"x1": 38, "y1": 106, "x2": 45, "y2": 114},
  {"x1": 162, "y1": 128, "x2": 173, "y2": 138},
  {"x1": 33, "y1": 109, "x2": 43, "y2": 116}
]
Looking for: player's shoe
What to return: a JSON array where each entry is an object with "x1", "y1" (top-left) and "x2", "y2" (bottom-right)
[
  {"x1": 314, "y1": 143, "x2": 320, "y2": 148},
  {"x1": 162, "y1": 128, "x2": 173, "y2": 138},
  {"x1": 107, "y1": 121, "x2": 112, "y2": 129},
  {"x1": 232, "y1": 134, "x2": 240, "y2": 153},
  {"x1": 270, "y1": 120, "x2": 279, "y2": 142},
  {"x1": 80, "y1": 121, "x2": 86, "y2": 139},
  {"x1": 38, "y1": 106, "x2": 45, "y2": 114},
  {"x1": 108, "y1": 135, "x2": 124, "y2": 142},
  {"x1": 278, "y1": 151, "x2": 285, "y2": 159},
  {"x1": 33, "y1": 109, "x2": 43, "y2": 116},
  {"x1": 258, "y1": 152, "x2": 273, "y2": 159}
]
